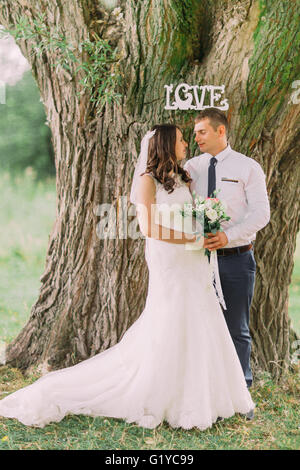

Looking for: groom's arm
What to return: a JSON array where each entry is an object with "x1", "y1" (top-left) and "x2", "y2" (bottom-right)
[
  {"x1": 223, "y1": 160, "x2": 270, "y2": 244},
  {"x1": 205, "y1": 160, "x2": 270, "y2": 251}
]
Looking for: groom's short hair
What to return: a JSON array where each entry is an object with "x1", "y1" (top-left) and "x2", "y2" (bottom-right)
[{"x1": 195, "y1": 108, "x2": 229, "y2": 135}]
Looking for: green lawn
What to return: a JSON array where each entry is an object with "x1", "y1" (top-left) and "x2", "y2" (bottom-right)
[{"x1": 0, "y1": 169, "x2": 299, "y2": 450}]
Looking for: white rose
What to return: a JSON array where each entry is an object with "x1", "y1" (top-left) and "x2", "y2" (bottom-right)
[{"x1": 206, "y1": 208, "x2": 218, "y2": 222}]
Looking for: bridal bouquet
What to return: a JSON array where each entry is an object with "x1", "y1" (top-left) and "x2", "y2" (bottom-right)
[{"x1": 180, "y1": 190, "x2": 231, "y2": 256}]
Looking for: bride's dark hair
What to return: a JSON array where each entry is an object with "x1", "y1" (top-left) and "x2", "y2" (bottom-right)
[{"x1": 141, "y1": 124, "x2": 192, "y2": 193}]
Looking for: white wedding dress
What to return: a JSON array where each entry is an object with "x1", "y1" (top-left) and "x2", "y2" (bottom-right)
[{"x1": 0, "y1": 174, "x2": 254, "y2": 429}]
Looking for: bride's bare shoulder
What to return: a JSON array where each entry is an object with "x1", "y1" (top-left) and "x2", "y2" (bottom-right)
[
  {"x1": 137, "y1": 173, "x2": 156, "y2": 195},
  {"x1": 136, "y1": 174, "x2": 157, "y2": 204},
  {"x1": 141, "y1": 173, "x2": 155, "y2": 180},
  {"x1": 140, "y1": 173, "x2": 157, "y2": 186}
]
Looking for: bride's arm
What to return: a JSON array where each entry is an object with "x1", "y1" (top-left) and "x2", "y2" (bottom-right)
[{"x1": 136, "y1": 174, "x2": 197, "y2": 245}]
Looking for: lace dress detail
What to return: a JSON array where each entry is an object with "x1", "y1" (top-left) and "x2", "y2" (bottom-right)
[{"x1": 0, "y1": 176, "x2": 254, "y2": 429}]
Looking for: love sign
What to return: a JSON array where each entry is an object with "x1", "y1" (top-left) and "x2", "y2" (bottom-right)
[{"x1": 164, "y1": 83, "x2": 229, "y2": 111}]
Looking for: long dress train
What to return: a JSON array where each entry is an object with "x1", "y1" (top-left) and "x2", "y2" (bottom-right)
[{"x1": 0, "y1": 174, "x2": 254, "y2": 429}]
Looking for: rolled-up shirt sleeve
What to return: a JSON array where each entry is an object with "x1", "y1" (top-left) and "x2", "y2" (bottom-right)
[{"x1": 223, "y1": 161, "x2": 270, "y2": 243}]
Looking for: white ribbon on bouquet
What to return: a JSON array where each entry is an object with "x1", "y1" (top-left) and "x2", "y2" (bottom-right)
[{"x1": 209, "y1": 250, "x2": 227, "y2": 310}]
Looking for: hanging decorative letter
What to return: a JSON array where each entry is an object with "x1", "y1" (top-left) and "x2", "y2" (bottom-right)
[{"x1": 164, "y1": 83, "x2": 229, "y2": 111}]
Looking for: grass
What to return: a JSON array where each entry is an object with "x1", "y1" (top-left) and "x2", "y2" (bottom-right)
[{"x1": 0, "y1": 169, "x2": 299, "y2": 450}]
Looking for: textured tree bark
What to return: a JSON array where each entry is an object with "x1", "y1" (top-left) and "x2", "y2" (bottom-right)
[{"x1": 0, "y1": 0, "x2": 299, "y2": 382}]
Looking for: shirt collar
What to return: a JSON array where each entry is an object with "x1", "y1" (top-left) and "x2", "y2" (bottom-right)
[{"x1": 207, "y1": 144, "x2": 232, "y2": 163}]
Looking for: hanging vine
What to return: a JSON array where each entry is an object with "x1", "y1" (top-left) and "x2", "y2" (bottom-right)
[{"x1": 0, "y1": 12, "x2": 122, "y2": 113}]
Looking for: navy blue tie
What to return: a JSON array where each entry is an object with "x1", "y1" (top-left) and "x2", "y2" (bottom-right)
[{"x1": 207, "y1": 157, "x2": 217, "y2": 198}]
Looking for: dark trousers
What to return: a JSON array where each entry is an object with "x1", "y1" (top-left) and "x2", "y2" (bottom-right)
[{"x1": 217, "y1": 249, "x2": 256, "y2": 388}]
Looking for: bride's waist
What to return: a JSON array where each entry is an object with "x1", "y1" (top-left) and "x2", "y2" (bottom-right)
[
  {"x1": 145, "y1": 237, "x2": 204, "y2": 253},
  {"x1": 145, "y1": 238, "x2": 206, "y2": 274},
  {"x1": 146, "y1": 236, "x2": 186, "y2": 247}
]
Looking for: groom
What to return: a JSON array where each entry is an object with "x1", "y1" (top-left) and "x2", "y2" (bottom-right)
[{"x1": 184, "y1": 108, "x2": 270, "y2": 416}]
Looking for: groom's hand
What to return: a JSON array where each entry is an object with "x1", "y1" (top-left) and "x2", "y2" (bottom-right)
[{"x1": 204, "y1": 231, "x2": 228, "y2": 251}]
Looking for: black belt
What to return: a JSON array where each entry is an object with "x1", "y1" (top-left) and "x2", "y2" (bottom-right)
[{"x1": 217, "y1": 244, "x2": 253, "y2": 257}]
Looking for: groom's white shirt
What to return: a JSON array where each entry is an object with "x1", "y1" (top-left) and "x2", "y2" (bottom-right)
[{"x1": 184, "y1": 144, "x2": 270, "y2": 248}]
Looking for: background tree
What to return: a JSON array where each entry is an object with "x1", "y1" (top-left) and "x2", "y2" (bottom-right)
[{"x1": 0, "y1": 0, "x2": 299, "y2": 381}]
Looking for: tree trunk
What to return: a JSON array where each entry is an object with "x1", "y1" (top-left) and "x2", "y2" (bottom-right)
[{"x1": 0, "y1": 0, "x2": 299, "y2": 382}]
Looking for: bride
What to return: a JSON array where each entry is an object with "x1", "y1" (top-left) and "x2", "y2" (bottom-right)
[{"x1": 0, "y1": 124, "x2": 254, "y2": 430}]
